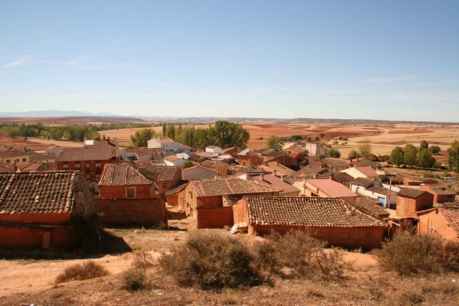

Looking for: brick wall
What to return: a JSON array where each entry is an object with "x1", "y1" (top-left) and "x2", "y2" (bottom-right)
[
  {"x1": 396, "y1": 193, "x2": 433, "y2": 217},
  {"x1": 196, "y1": 207, "x2": 234, "y2": 229},
  {"x1": 98, "y1": 198, "x2": 167, "y2": 226},
  {"x1": 0, "y1": 224, "x2": 76, "y2": 249},
  {"x1": 99, "y1": 184, "x2": 154, "y2": 200},
  {"x1": 251, "y1": 224, "x2": 385, "y2": 250},
  {"x1": 233, "y1": 199, "x2": 249, "y2": 226}
]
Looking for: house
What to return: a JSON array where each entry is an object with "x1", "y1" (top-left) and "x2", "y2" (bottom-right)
[
  {"x1": 418, "y1": 204, "x2": 459, "y2": 242},
  {"x1": 182, "y1": 165, "x2": 218, "y2": 181},
  {"x1": 305, "y1": 142, "x2": 324, "y2": 157},
  {"x1": 233, "y1": 196, "x2": 386, "y2": 250},
  {"x1": 119, "y1": 147, "x2": 162, "y2": 162},
  {"x1": 302, "y1": 179, "x2": 357, "y2": 202},
  {"x1": 331, "y1": 172, "x2": 354, "y2": 186},
  {"x1": 260, "y1": 161, "x2": 297, "y2": 178},
  {"x1": 0, "y1": 171, "x2": 95, "y2": 250},
  {"x1": 0, "y1": 148, "x2": 31, "y2": 165},
  {"x1": 322, "y1": 158, "x2": 350, "y2": 172},
  {"x1": 350, "y1": 197, "x2": 390, "y2": 220},
  {"x1": 396, "y1": 188, "x2": 434, "y2": 218},
  {"x1": 182, "y1": 178, "x2": 279, "y2": 228},
  {"x1": 165, "y1": 183, "x2": 188, "y2": 207},
  {"x1": 420, "y1": 184, "x2": 456, "y2": 204},
  {"x1": 55, "y1": 141, "x2": 117, "y2": 179},
  {"x1": 147, "y1": 137, "x2": 191, "y2": 155},
  {"x1": 342, "y1": 166, "x2": 378, "y2": 180},
  {"x1": 135, "y1": 162, "x2": 182, "y2": 194},
  {"x1": 200, "y1": 160, "x2": 229, "y2": 176},
  {"x1": 205, "y1": 146, "x2": 224, "y2": 155},
  {"x1": 164, "y1": 154, "x2": 190, "y2": 167},
  {"x1": 237, "y1": 150, "x2": 264, "y2": 167},
  {"x1": 252, "y1": 174, "x2": 300, "y2": 196},
  {"x1": 98, "y1": 163, "x2": 167, "y2": 226},
  {"x1": 349, "y1": 179, "x2": 396, "y2": 208}
]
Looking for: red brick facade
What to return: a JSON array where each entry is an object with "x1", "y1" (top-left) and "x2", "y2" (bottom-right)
[{"x1": 98, "y1": 199, "x2": 167, "y2": 226}]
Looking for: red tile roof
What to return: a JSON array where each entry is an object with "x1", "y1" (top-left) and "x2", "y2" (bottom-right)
[
  {"x1": 244, "y1": 196, "x2": 385, "y2": 227},
  {"x1": 191, "y1": 178, "x2": 279, "y2": 197},
  {"x1": 355, "y1": 166, "x2": 378, "y2": 178},
  {"x1": 398, "y1": 188, "x2": 429, "y2": 199},
  {"x1": 182, "y1": 165, "x2": 217, "y2": 181},
  {"x1": 349, "y1": 197, "x2": 390, "y2": 220},
  {"x1": 0, "y1": 171, "x2": 77, "y2": 214},
  {"x1": 254, "y1": 174, "x2": 299, "y2": 194},
  {"x1": 99, "y1": 163, "x2": 151, "y2": 186},
  {"x1": 56, "y1": 142, "x2": 116, "y2": 162},
  {"x1": 135, "y1": 162, "x2": 180, "y2": 182},
  {"x1": 306, "y1": 179, "x2": 356, "y2": 198}
]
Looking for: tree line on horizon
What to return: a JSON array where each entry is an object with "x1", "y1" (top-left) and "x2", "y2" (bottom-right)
[{"x1": 130, "y1": 121, "x2": 250, "y2": 149}]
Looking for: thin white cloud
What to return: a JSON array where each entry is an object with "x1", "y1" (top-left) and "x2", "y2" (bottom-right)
[{"x1": 2, "y1": 57, "x2": 29, "y2": 68}]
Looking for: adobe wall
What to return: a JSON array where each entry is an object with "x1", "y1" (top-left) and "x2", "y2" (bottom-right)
[
  {"x1": 98, "y1": 198, "x2": 167, "y2": 226},
  {"x1": 232, "y1": 199, "x2": 249, "y2": 226},
  {"x1": 418, "y1": 209, "x2": 459, "y2": 242},
  {"x1": 99, "y1": 184, "x2": 153, "y2": 200},
  {"x1": 0, "y1": 224, "x2": 76, "y2": 249},
  {"x1": 196, "y1": 207, "x2": 234, "y2": 229},
  {"x1": 251, "y1": 225, "x2": 386, "y2": 250}
]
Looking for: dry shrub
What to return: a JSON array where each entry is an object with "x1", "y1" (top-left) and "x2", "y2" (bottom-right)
[
  {"x1": 123, "y1": 267, "x2": 149, "y2": 291},
  {"x1": 377, "y1": 233, "x2": 459, "y2": 275},
  {"x1": 254, "y1": 232, "x2": 344, "y2": 280},
  {"x1": 132, "y1": 252, "x2": 155, "y2": 270},
  {"x1": 55, "y1": 261, "x2": 109, "y2": 284},
  {"x1": 160, "y1": 232, "x2": 261, "y2": 290}
]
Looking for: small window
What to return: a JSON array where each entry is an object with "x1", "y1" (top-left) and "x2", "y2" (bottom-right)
[
  {"x1": 62, "y1": 163, "x2": 69, "y2": 169},
  {"x1": 6, "y1": 160, "x2": 10, "y2": 164},
  {"x1": 126, "y1": 187, "x2": 136, "y2": 199},
  {"x1": 75, "y1": 163, "x2": 81, "y2": 169},
  {"x1": 22, "y1": 158, "x2": 27, "y2": 162}
]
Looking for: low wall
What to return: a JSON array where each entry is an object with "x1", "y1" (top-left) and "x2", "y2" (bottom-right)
[{"x1": 98, "y1": 199, "x2": 167, "y2": 226}]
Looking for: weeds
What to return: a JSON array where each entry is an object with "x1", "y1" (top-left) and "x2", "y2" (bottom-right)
[{"x1": 55, "y1": 261, "x2": 109, "y2": 284}]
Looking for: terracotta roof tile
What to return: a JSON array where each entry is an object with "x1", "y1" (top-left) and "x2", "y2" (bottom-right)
[
  {"x1": 306, "y1": 179, "x2": 356, "y2": 198},
  {"x1": 135, "y1": 162, "x2": 180, "y2": 182},
  {"x1": 99, "y1": 163, "x2": 151, "y2": 186},
  {"x1": 349, "y1": 197, "x2": 390, "y2": 220},
  {"x1": 245, "y1": 196, "x2": 385, "y2": 227},
  {"x1": 0, "y1": 171, "x2": 76, "y2": 214},
  {"x1": 56, "y1": 143, "x2": 116, "y2": 162},
  {"x1": 398, "y1": 188, "x2": 428, "y2": 199},
  {"x1": 191, "y1": 178, "x2": 279, "y2": 197},
  {"x1": 182, "y1": 165, "x2": 217, "y2": 181}
]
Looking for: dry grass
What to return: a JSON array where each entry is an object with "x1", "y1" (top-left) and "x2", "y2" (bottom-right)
[{"x1": 55, "y1": 261, "x2": 109, "y2": 284}]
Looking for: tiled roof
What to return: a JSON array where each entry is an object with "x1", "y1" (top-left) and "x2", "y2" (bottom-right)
[
  {"x1": 350, "y1": 197, "x2": 390, "y2": 220},
  {"x1": 99, "y1": 163, "x2": 151, "y2": 186},
  {"x1": 136, "y1": 162, "x2": 180, "y2": 182},
  {"x1": 245, "y1": 196, "x2": 385, "y2": 227},
  {"x1": 56, "y1": 143, "x2": 116, "y2": 162},
  {"x1": 398, "y1": 188, "x2": 428, "y2": 199},
  {"x1": 306, "y1": 179, "x2": 356, "y2": 198},
  {"x1": 368, "y1": 186, "x2": 398, "y2": 198},
  {"x1": 165, "y1": 183, "x2": 188, "y2": 196},
  {"x1": 355, "y1": 166, "x2": 378, "y2": 178},
  {"x1": 255, "y1": 174, "x2": 300, "y2": 194},
  {"x1": 182, "y1": 165, "x2": 217, "y2": 181},
  {"x1": 349, "y1": 178, "x2": 374, "y2": 188},
  {"x1": 0, "y1": 148, "x2": 28, "y2": 158},
  {"x1": 191, "y1": 178, "x2": 279, "y2": 197},
  {"x1": 0, "y1": 163, "x2": 15, "y2": 172},
  {"x1": 322, "y1": 158, "x2": 350, "y2": 171},
  {"x1": 332, "y1": 172, "x2": 354, "y2": 185},
  {"x1": 0, "y1": 171, "x2": 77, "y2": 214}
]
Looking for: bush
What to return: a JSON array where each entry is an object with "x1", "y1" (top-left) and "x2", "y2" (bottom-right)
[
  {"x1": 160, "y1": 232, "x2": 261, "y2": 290},
  {"x1": 55, "y1": 261, "x2": 109, "y2": 284},
  {"x1": 377, "y1": 233, "x2": 459, "y2": 275},
  {"x1": 254, "y1": 232, "x2": 344, "y2": 280},
  {"x1": 123, "y1": 268, "x2": 149, "y2": 291}
]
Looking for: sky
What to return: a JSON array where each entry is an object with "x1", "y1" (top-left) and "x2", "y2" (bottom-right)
[{"x1": 1, "y1": 1, "x2": 458, "y2": 121}]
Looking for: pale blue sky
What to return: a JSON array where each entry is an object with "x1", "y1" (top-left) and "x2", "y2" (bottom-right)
[{"x1": 1, "y1": 1, "x2": 458, "y2": 121}]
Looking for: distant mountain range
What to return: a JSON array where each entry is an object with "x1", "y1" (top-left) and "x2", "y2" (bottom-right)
[{"x1": 0, "y1": 110, "x2": 124, "y2": 118}]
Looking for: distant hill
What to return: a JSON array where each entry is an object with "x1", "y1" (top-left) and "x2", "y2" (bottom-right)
[{"x1": 0, "y1": 110, "x2": 119, "y2": 118}]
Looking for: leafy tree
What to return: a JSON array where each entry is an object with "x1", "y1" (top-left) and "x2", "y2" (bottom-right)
[
  {"x1": 429, "y1": 145, "x2": 441, "y2": 155},
  {"x1": 288, "y1": 135, "x2": 304, "y2": 142},
  {"x1": 358, "y1": 144, "x2": 372, "y2": 159},
  {"x1": 328, "y1": 148, "x2": 341, "y2": 158},
  {"x1": 417, "y1": 148, "x2": 436, "y2": 168},
  {"x1": 267, "y1": 136, "x2": 283, "y2": 151},
  {"x1": 130, "y1": 129, "x2": 156, "y2": 147},
  {"x1": 448, "y1": 141, "x2": 459, "y2": 172},
  {"x1": 390, "y1": 146, "x2": 404, "y2": 166},
  {"x1": 403, "y1": 144, "x2": 418, "y2": 166},
  {"x1": 348, "y1": 150, "x2": 360, "y2": 160},
  {"x1": 166, "y1": 125, "x2": 176, "y2": 140},
  {"x1": 210, "y1": 121, "x2": 249, "y2": 148},
  {"x1": 420, "y1": 140, "x2": 429, "y2": 150}
]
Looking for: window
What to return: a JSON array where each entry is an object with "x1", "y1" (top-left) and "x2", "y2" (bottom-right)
[
  {"x1": 22, "y1": 158, "x2": 27, "y2": 162},
  {"x1": 126, "y1": 187, "x2": 136, "y2": 199},
  {"x1": 62, "y1": 163, "x2": 69, "y2": 169},
  {"x1": 75, "y1": 162, "x2": 81, "y2": 169},
  {"x1": 6, "y1": 160, "x2": 10, "y2": 164}
]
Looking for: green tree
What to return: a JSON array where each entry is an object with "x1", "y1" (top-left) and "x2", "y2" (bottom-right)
[
  {"x1": 166, "y1": 125, "x2": 176, "y2": 140},
  {"x1": 403, "y1": 144, "x2": 418, "y2": 166},
  {"x1": 448, "y1": 141, "x2": 459, "y2": 172},
  {"x1": 267, "y1": 136, "x2": 283, "y2": 151},
  {"x1": 348, "y1": 150, "x2": 360, "y2": 160},
  {"x1": 210, "y1": 121, "x2": 249, "y2": 148},
  {"x1": 358, "y1": 144, "x2": 372, "y2": 159},
  {"x1": 417, "y1": 148, "x2": 436, "y2": 168},
  {"x1": 390, "y1": 146, "x2": 405, "y2": 166},
  {"x1": 420, "y1": 140, "x2": 429, "y2": 150},
  {"x1": 328, "y1": 148, "x2": 341, "y2": 158},
  {"x1": 130, "y1": 129, "x2": 156, "y2": 147},
  {"x1": 429, "y1": 145, "x2": 441, "y2": 155}
]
